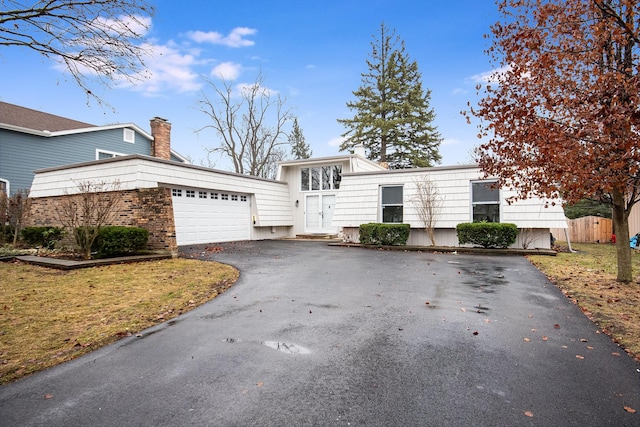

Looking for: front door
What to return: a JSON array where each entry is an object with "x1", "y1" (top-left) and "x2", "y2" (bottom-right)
[{"x1": 305, "y1": 194, "x2": 337, "y2": 233}]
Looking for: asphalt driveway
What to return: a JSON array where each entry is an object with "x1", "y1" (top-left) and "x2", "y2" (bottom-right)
[{"x1": 1, "y1": 240, "x2": 639, "y2": 426}]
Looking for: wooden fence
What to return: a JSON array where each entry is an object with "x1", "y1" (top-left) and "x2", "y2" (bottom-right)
[{"x1": 550, "y1": 216, "x2": 613, "y2": 243}]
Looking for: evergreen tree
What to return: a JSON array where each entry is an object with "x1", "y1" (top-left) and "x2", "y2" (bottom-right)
[
  {"x1": 289, "y1": 118, "x2": 312, "y2": 159},
  {"x1": 338, "y1": 23, "x2": 441, "y2": 169}
]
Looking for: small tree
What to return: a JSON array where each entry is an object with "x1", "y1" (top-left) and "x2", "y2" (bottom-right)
[
  {"x1": 411, "y1": 177, "x2": 441, "y2": 246},
  {"x1": 56, "y1": 180, "x2": 122, "y2": 259},
  {"x1": 289, "y1": 117, "x2": 312, "y2": 159},
  {"x1": 6, "y1": 190, "x2": 31, "y2": 246}
]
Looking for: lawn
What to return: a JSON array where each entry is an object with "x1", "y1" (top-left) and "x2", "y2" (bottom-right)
[
  {"x1": 528, "y1": 243, "x2": 640, "y2": 361},
  {"x1": 0, "y1": 258, "x2": 238, "y2": 384}
]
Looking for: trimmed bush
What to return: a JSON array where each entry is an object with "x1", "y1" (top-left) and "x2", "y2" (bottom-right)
[
  {"x1": 21, "y1": 226, "x2": 64, "y2": 249},
  {"x1": 94, "y1": 226, "x2": 149, "y2": 258},
  {"x1": 456, "y1": 222, "x2": 518, "y2": 248},
  {"x1": 359, "y1": 223, "x2": 410, "y2": 246}
]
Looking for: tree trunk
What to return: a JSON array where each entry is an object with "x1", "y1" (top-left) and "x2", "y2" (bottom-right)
[{"x1": 612, "y1": 189, "x2": 632, "y2": 282}]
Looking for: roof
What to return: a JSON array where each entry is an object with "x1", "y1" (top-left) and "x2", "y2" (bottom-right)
[
  {"x1": 0, "y1": 101, "x2": 95, "y2": 132},
  {"x1": 0, "y1": 102, "x2": 190, "y2": 163}
]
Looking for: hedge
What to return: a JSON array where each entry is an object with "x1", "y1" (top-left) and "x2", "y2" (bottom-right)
[
  {"x1": 359, "y1": 223, "x2": 410, "y2": 246},
  {"x1": 21, "y1": 226, "x2": 64, "y2": 249},
  {"x1": 456, "y1": 222, "x2": 518, "y2": 248},
  {"x1": 93, "y1": 226, "x2": 150, "y2": 258}
]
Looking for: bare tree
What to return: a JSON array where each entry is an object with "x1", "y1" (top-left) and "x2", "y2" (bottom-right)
[
  {"x1": 56, "y1": 180, "x2": 122, "y2": 259},
  {"x1": 0, "y1": 0, "x2": 154, "y2": 106},
  {"x1": 196, "y1": 74, "x2": 293, "y2": 178},
  {"x1": 411, "y1": 176, "x2": 441, "y2": 246},
  {"x1": 1, "y1": 190, "x2": 31, "y2": 246}
]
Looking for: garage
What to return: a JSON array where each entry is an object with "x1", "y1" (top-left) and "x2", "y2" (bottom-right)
[{"x1": 171, "y1": 187, "x2": 251, "y2": 245}]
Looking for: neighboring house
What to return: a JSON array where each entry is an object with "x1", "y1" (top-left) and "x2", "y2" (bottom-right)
[
  {"x1": 0, "y1": 102, "x2": 188, "y2": 196},
  {"x1": 26, "y1": 138, "x2": 567, "y2": 252}
]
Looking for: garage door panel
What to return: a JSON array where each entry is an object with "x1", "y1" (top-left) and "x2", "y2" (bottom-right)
[{"x1": 172, "y1": 189, "x2": 250, "y2": 245}]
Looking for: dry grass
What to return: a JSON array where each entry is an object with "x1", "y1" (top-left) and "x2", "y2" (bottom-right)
[
  {"x1": 0, "y1": 258, "x2": 238, "y2": 384},
  {"x1": 528, "y1": 243, "x2": 640, "y2": 360}
]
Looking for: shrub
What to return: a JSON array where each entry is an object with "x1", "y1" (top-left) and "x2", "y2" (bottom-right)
[
  {"x1": 0, "y1": 225, "x2": 15, "y2": 244},
  {"x1": 21, "y1": 226, "x2": 64, "y2": 249},
  {"x1": 94, "y1": 226, "x2": 149, "y2": 258},
  {"x1": 456, "y1": 222, "x2": 518, "y2": 248},
  {"x1": 359, "y1": 223, "x2": 410, "y2": 246}
]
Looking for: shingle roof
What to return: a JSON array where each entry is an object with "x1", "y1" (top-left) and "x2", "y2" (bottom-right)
[{"x1": 0, "y1": 101, "x2": 95, "y2": 132}]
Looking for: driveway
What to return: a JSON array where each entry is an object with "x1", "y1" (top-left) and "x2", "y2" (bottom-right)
[{"x1": 1, "y1": 241, "x2": 639, "y2": 426}]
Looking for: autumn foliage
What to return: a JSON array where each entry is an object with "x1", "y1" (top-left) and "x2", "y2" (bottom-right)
[{"x1": 470, "y1": 0, "x2": 640, "y2": 281}]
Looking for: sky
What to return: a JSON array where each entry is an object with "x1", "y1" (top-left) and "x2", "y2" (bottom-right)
[{"x1": 0, "y1": 0, "x2": 502, "y2": 170}]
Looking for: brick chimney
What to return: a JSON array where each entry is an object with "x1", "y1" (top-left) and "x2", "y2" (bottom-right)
[{"x1": 150, "y1": 117, "x2": 171, "y2": 160}]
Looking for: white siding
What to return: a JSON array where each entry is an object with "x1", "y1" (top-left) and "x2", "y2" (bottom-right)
[
  {"x1": 29, "y1": 156, "x2": 293, "y2": 226},
  {"x1": 332, "y1": 165, "x2": 567, "y2": 230}
]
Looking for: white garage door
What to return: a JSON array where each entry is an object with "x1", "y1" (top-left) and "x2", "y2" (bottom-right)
[{"x1": 172, "y1": 188, "x2": 251, "y2": 245}]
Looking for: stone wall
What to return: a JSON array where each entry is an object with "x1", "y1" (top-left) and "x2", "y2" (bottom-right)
[{"x1": 27, "y1": 187, "x2": 178, "y2": 253}]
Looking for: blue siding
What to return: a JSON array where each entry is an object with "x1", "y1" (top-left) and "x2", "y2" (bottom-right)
[{"x1": 0, "y1": 128, "x2": 153, "y2": 194}]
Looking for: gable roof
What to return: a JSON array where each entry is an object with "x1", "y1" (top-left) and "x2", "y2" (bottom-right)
[
  {"x1": 0, "y1": 101, "x2": 95, "y2": 132},
  {"x1": 0, "y1": 101, "x2": 190, "y2": 163}
]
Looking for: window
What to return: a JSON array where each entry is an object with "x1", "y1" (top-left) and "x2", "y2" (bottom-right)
[
  {"x1": 221, "y1": 194, "x2": 229, "y2": 200},
  {"x1": 311, "y1": 168, "x2": 320, "y2": 190},
  {"x1": 0, "y1": 179, "x2": 9, "y2": 196},
  {"x1": 301, "y1": 168, "x2": 310, "y2": 191},
  {"x1": 199, "y1": 191, "x2": 207, "y2": 199},
  {"x1": 301, "y1": 165, "x2": 342, "y2": 191},
  {"x1": 96, "y1": 149, "x2": 125, "y2": 160},
  {"x1": 333, "y1": 165, "x2": 342, "y2": 189},
  {"x1": 471, "y1": 180, "x2": 500, "y2": 222},
  {"x1": 231, "y1": 194, "x2": 238, "y2": 201},
  {"x1": 381, "y1": 186, "x2": 403, "y2": 223},
  {"x1": 123, "y1": 128, "x2": 135, "y2": 143},
  {"x1": 240, "y1": 195, "x2": 247, "y2": 202},
  {"x1": 186, "y1": 190, "x2": 195, "y2": 198},
  {"x1": 172, "y1": 188, "x2": 182, "y2": 197},
  {"x1": 210, "y1": 192, "x2": 219, "y2": 200}
]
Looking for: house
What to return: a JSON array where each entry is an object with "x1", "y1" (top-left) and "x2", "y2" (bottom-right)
[
  {"x1": 0, "y1": 102, "x2": 188, "y2": 196},
  {"x1": 26, "y1": 123, "x2": 567, "y2": 252}
]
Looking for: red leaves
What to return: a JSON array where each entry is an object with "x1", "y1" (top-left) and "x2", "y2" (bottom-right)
[{"x1": 471, "y1": 0, "x2": 640, "y2": 210}]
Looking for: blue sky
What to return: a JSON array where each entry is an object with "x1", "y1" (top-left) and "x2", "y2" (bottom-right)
[{"x1": 1, "y1": 0, "x2": 501, "y2": 169}]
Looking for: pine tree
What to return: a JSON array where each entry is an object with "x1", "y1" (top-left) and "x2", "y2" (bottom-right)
[
  {"x1": 338, "y1": 23, "x2": 441, "y2": 169},
  {"x1": 289, "y1": 118, "x2": 312, "y2": 159}
]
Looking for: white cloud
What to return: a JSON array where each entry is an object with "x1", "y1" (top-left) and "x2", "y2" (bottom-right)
[
  {"x1": 469, "y1": 65, "x2": 511, "y2": 84},
  {"x1": 92, "y1": 15, "x2": 152, "y2": 37},
  {"x1": 452, "y1": 88, "x2": 468, "y2": 96},
  {"x1": 123, "y1": 42, "x2": 202, "y2": 95},
  {"x1": 187, "y1": 27, "x2": 257, "y2": 47},
  {"x1": 328, "y1": 136, "x2": 344, "y2": 147},
  {"x1": 212, "y1": 62, "x2": 242, "y2": 80},
  {"x1": 237, "y1": 82, "x2": 278, "y2": 97}
]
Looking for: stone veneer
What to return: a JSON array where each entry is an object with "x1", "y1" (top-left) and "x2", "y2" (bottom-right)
[{"x1": 26, "y1": 187, "x2": 178, "y2": 253}]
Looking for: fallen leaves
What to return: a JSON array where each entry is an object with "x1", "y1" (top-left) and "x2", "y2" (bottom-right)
[
  {"x1": 524, "y1": 410, "x2": 534, "y2": 417},
  {"x1": 624, "y1": 406, "x2": 636, "y2": 413}
]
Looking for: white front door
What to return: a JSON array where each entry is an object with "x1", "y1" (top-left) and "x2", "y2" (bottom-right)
[{"x1": 305, "y1": 194, "x2": 337, "y2": 233}]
